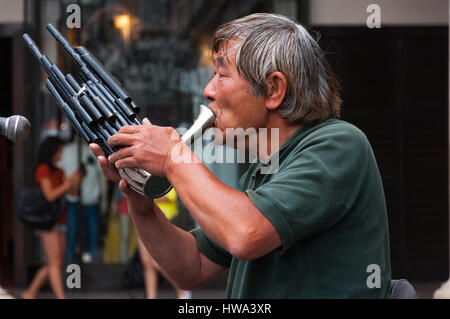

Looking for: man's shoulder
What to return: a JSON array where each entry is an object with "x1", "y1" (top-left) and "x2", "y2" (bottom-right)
[
  {"x1": 279, "y1": 119, "x2": 374, "y2": 173},
  {"x1": 304, "y1": 119, "x2": 369, "y2": 144},
  {"x1": 288, "y1": 119, "x2": 372, "y2": 158}
]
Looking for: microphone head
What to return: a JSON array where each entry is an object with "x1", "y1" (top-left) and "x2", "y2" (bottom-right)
[{"x1": 0, "y1": 115, "x2": 31, "y2": 142}]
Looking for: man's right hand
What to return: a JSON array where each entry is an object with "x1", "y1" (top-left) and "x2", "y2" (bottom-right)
[
  {"x1": 89, "y1": 143, "x2": 155, "y2": 215},
  {"x1": 89, "y1": 143, "x2": 122, "y2": 183}
]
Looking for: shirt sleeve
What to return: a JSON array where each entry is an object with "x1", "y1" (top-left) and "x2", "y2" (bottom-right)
[
  {"x1": 245, "y1": 124, "x2": 371, "y2": 254},
  {"x1": 35, "y1": 164, "x2": 51, "y2": 185},
  {"x1": 58, "y1": 168, "x2": 66, "y2": 181},
  {"x1": 190, "y1": 227, "x2": 232, "y2": 268}
]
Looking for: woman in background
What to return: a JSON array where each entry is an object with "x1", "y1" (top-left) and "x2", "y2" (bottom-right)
[
  {"x1": 133, "y1": 188, "x2": 191, "y2": 299},
  {"x1": 22, "y1": 137, "x2": 82, "y2": 299},
  {"x1": 112, "y1": 185, "x2": 191, "y2": 298}
]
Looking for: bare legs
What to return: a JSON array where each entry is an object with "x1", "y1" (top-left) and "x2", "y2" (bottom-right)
[
  {"x1": 138, "y1": 239, "x2": 158, "y2": 299},
  {"x1": 22, "y1": 230, "x2": 66, "y2": 299},
  {"x1": 137, "y1": 238, "x2": 190, "y2": 299}
]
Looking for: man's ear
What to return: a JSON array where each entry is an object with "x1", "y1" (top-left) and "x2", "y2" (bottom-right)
[{"x1": 264, "y1": 72, "x2": 288, "y2": 111}]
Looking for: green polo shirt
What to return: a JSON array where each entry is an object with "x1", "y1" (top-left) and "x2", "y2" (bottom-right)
[{"x1": 191, "y1": 119, "x2": 392, "y2": 298}]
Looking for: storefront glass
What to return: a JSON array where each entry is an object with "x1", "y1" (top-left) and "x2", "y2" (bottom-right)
[{"x1": 21, "y1": 0, "x2": 299, "y2": 288}]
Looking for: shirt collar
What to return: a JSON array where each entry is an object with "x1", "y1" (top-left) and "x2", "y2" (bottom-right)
[{"x1": 250, "y1": 121, "x2": 319, "y2": 176}]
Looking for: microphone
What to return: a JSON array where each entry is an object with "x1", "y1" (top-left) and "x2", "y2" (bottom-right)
[{"x1": 0, "y1": 115, "x2": 31, "y2": 142}]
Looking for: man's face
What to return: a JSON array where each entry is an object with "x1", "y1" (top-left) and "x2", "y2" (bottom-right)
[{"x1": 203, "y1": 42, "x2": 267, "y2": 145}]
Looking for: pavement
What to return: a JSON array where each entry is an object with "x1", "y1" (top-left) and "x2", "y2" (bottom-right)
[
  {"x1": 2, "y1": 287, "x2": 225, "y2": 299},
  {"x1": 0, "y1": 286, "x2": 14, "y2": 299},
  {"x1": 0, "y1": 281, "x2": 446, "y2": 299}
]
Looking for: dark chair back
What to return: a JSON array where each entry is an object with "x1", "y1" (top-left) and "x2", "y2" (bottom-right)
[{"x1": 390, "y1": 279, "x2": 418, "y2": 299}]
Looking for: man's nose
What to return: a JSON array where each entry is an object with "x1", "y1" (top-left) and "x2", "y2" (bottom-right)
[{"x1": 203, "y1": 77, "x2": 215, "y2": 102}]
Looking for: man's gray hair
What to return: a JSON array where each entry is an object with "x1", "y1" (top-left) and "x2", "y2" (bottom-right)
[{"x1": 213, "y1": 13, "x2": 342, "y2": 123}]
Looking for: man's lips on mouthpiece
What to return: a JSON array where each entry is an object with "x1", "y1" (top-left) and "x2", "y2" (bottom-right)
[{"x1": 206, "y1": 103, "x2": 218, "y2": 128}]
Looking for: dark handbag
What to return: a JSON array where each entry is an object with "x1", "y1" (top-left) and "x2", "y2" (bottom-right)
[
  {"x1": 16, "y1": 186, "x2": 64, "y2": 231},
  {"x1": 121, "y1": 249, "x2": 146, "y2": 298},
  {"x1": 122, "y1": 249, "x2": 145, "y2": 290}
]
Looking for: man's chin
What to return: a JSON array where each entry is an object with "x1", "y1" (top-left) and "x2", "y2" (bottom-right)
[
  {"x1": 205, "y1": 127, "x2": 226, "y2": 145},
  {"x1": 214, "y1": 131, "x2": 227, "y2": 146},
  {"x1": 206, "y1": 127, "x2": 250, "y2": 150}
]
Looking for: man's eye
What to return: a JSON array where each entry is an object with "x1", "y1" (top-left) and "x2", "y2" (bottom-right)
[{"x1": 213, "y1": 71, "x2": 226, "y2": 82}]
